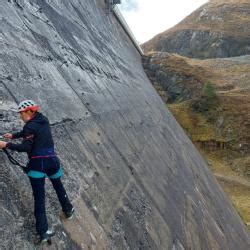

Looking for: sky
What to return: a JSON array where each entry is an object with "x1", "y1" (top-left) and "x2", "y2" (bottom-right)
[{"x1": 119, "y1": 0, "x2": 208, "y2": 44}]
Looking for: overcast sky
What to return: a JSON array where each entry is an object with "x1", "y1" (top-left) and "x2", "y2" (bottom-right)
[{"x1": 119, "y1": 0, "x2": 208, "y2": 44}]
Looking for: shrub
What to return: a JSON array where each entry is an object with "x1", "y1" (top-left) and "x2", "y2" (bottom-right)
[{"x1": 192, "y1": 81, "x2": 219, "y2": 113}]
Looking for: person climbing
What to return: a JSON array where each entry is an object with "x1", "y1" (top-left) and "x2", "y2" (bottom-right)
[{"x1": 0, "y1": 100, "x2": 74, "y2": 244}]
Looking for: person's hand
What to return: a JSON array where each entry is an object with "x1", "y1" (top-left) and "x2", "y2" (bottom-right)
[
  {"x1": 0, "y1": 141, "x2": 7, "y2": 149},
  {"x1": 3, "y1": 133, "x2": 13, "y2": 139}
]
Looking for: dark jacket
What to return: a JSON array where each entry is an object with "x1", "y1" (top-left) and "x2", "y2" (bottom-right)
[
  {"x1": 7, "y1": 112, "x2": 54, "y2": 157},
  {"x1": 7, "y1": 112, "x2": 60, "y2": 173}
]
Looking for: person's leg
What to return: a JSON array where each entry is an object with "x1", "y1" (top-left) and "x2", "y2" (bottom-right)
[
  {"x1": 50, "y1": 177, "x2": 73, "y2": 213},
  {"x1": 29, "y1": 177, "x2": 48, "y2": 236}
]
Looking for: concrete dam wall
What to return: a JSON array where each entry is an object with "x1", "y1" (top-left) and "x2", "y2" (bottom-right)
[{"x1": 0, "y1": 0, "x2": 249, "y2": 249}]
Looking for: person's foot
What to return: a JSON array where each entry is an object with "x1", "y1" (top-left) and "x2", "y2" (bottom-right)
[
  {"x1": 64, "y1": 207, "x2": 75, "y2": 219},
  {"x1": 40, "y1": 230, "x2": 55, "y2": 244}
]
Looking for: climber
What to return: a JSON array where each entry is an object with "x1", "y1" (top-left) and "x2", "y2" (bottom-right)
[{"x1": 0, "y1": 100, "x2": 74, "y2": 244}]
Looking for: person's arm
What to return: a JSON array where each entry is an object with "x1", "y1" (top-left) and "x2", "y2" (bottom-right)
[
  {"x1": 12, "y1": 131, "x2": 24, "y2": 139},
  {"x1": 6, "y1": 125, "x2": 35, "y2": 153},
  {"x1": 3, "y1": 131, "x2": 24, "y2": 139}
]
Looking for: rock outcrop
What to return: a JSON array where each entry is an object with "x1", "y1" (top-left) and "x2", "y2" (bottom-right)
[
  {"x1": 0, "y1": 0, "x2": 249, "y2": 249},
  {"x1": 143, "y1": 0, "x2": 250, "y2": 59},
  {"x1": 142, "y1": 53, "x2": 205, "y2": 102}
]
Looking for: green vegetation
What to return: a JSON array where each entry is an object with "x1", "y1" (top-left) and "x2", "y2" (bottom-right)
[
  {"x1": 202, "y1": 81, "x2": 218, "y2": 103},
  {"x1": 192, "y1": 81, "x2": 219, "y2": 112}
]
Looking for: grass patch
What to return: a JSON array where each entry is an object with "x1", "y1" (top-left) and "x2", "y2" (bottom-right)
[
  {"x1": 219, "y1": 180, "x2": 250, "y2": 230},
  {"x1": 168, "y1": 101, "x2": 218, "y2": 141},
  {"x1": 167, "y1": 101, "x2": 250, "y2": 228}
]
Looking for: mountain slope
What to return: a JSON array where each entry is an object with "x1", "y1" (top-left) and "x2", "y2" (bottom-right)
[
  {"x1": 143, "y1": 52, "x2": 250, "y2": 227},
  {"x1": 143, "y1": 52, "x2": 250, "y2": 164},
  {"x1": 143, "y1": 0, "x2": 250, "y2": 58}
]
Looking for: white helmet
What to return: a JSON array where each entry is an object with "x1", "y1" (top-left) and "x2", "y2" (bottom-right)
[{"x1": 18, "y1": 100, "x2": 39, "y2": 112}]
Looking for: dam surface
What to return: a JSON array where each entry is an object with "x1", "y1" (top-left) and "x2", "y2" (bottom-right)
[{"x1": 0, "y1": 0, "x2": 249, "y2": 249}]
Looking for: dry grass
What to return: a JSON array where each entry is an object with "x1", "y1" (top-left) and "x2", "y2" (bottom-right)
[
  {"x1": 146, "y1": 48, "x2": 250, "y2": 228},
  {"x1": 219, "y1": 90, "x2": 250, "y2": 145},
  {"x1": 168, "y1": 102, "x2": 250, "y2": 227},
  {"x1": 168, "y1": 101, "x2": 217, "y2": 141},
  {"x1": 219, "y1": 177, "x2": 250, "y2": 229},
  {"x1": 149, "y1": 53, "x2": 250, "y2": 148},
  {"x1": 167, "y1": 1, "x2": 250, "y2": 36},
  {"x1": 188, "y1": 58, "x2": 250, "y2": 89},
  {"x1": 147, "y1": 52, "x2": 250, "y2": 91},
  {"x1": 149, "y1": 53, "x2": 250, "y2": 147},
  {"x1": 151, "y1": 53, "x2": 209, "y2": 83},
  {"x1": 153, "y1": 53, "x2": 250, "y2": 227}
]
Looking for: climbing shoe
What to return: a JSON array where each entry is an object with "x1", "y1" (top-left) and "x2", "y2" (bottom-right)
[
  {"x1": 39, "y1": 230, "x2": 55, "y2": 245},
  {"x1": 64, "y1": 207, "x2": 75, "y2": 219}
]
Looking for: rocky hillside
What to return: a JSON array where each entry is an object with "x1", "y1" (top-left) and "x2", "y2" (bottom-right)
[
  {"x1": 143, "y1": 52, "x2": 250, "y2": 169},
  {"x1": 143, "y1": 0, "x2": 250, "y2": 58},
  {"x1": 143, "y1": 52, "x2": 250, "y2": 227}
]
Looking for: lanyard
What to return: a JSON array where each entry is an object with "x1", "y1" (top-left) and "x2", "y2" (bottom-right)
[
  {"x1": 0, "y1": 135, "x2": 26, "y2": 171},
  {"x1": 2, "y1": 148, "x2": 26, "y2": 171}
]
